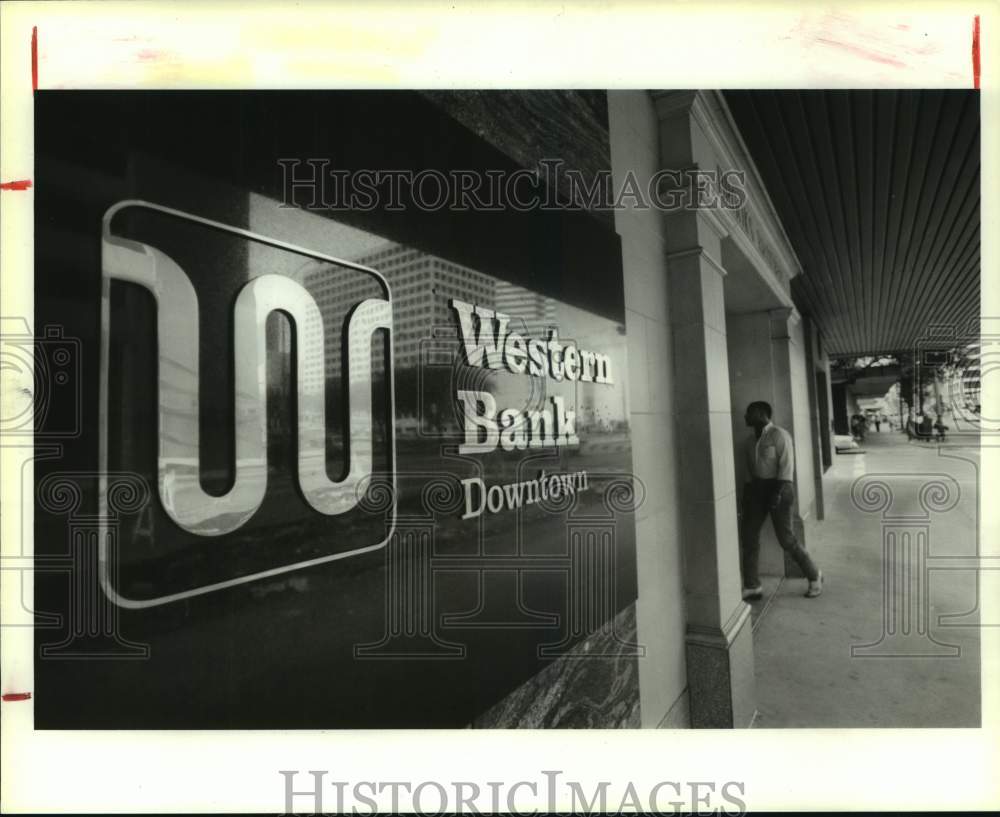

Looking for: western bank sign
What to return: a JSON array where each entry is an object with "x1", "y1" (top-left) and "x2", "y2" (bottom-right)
[
  {"x1": 98, "y1": 201, "x2": 617, "y2": 608},
  {"x1": 449, "y1": 298, "x2": 615, "y2": 520}
]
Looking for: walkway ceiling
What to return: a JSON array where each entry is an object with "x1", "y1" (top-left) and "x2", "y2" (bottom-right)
[{"x1": 724, "y1": 90, "x2": 980, "y2": 359}]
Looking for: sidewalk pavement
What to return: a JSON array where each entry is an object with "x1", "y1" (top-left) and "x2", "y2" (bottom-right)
[{"x1": 750, "y1": 429, "x2": 981, "y2": 727}]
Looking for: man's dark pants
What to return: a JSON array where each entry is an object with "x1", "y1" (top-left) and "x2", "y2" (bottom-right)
[{"x1": 740, "y1": 478, "x2": 819, "y2": 587}]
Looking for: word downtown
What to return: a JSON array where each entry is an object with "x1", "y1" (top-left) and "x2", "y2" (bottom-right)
[
  {"x1": 462, "y1": 469, "x2": 589, "y2": 520},
  {"x1": 450, "y1": 298, "x2": 614, "y2": 456}
]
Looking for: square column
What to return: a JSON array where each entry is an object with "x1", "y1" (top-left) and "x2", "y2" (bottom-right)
[
  {"x1": 768, "y1": 307, "x2": 810, "y2": 578},
  {"x1": 666, "y1": 208, "x2": 756, "y2": 728}
]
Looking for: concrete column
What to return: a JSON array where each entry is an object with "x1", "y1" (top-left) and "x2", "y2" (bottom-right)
[
  {"x1": 802, "y1": 315, "x2": 827, "y2": 520},
  {"x1": 656, "y1": 90, "x2": 755, "y2": 728},
  {"x1": 768, "y1": 307, "x2": 808, "y2": 578},
  {"x1": 665, "y1": 213, "x2": 755, "y2": 728}
]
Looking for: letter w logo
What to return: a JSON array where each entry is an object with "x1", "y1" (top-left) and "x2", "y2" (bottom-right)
[{"x1": 100, "y1": 201, "x2": 395, "y2": 545}]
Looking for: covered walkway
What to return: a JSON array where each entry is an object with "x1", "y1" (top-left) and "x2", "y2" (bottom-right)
[{"x1": 750, "y1": 428, "x2": 980, "y2": 727}]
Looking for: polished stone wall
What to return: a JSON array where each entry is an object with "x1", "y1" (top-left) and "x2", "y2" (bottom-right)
[{"x1": 472, "y1": 604, "x2": 641, "y2": 728}]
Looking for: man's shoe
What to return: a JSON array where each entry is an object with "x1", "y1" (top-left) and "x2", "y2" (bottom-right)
[
  {"x1": 742, "y1": 585, "x2": 763, "y2": 601},
  {"x1": 805, "y1": 571, "x2": 824, "y2": 598}
]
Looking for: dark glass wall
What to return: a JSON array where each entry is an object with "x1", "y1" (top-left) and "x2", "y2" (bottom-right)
[{"x1": 34, "y1": 91, "x2": 636, "y2": 728}]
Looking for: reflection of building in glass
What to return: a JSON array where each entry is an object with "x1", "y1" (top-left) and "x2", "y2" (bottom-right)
[
  {"x1": 299, "y1": 242, "x2": 496, "y2": 387},
  {"x1": 274, "y1": 244, "x2": 630, "y2": 434},
  {"x1": 495, "y1": 281, "x2": 556, "y2": 337}
]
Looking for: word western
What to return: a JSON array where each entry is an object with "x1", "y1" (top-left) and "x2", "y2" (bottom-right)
[
  {"x1": 450, "y1": 298, "x2": 614, "y2": 384},
  {"x1": 458, "y1": 391, "x2": 578, "y2": 455},
  {"x1": 461, "y1": 469, "x2": 590, "y2": 519}
]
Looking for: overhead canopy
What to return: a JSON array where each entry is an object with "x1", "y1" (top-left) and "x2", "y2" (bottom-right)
[{"x1": 724, "y1": 90, "x2": 980, "y2": 359}]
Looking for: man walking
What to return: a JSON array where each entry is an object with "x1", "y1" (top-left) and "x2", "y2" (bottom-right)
[{"x1": 740, "y1": 401, "x2": 823, "y2": 600}]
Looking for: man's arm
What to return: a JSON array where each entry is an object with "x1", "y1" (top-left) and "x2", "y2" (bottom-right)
[{"x1": 776, "y1": 429, "x2": 794, "y2": 482}]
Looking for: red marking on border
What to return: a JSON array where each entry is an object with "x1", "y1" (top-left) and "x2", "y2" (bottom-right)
[
  {"x1": 1, "y1": 180, "x2": 32, "y2": 191},
  {"x1": 813, "y1": 36, "x2": 907, "y2": 69},
  {"x1": 2, "y1": 692, "x2": 32, "y2": 702},
  {"x1": 31, "y1": 26, "x2": 38, "y2": 91},
  {"x1": 972, "y1": 15, "x2": 981, "y2": 89}
]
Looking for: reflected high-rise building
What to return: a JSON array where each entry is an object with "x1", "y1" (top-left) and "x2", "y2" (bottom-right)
[
  {"x1": 494, "y1": 281, "x2": 557, "y2": 338},
  {"x1": 295, "y1": 242, "x2": 497, "y2": 389}
]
